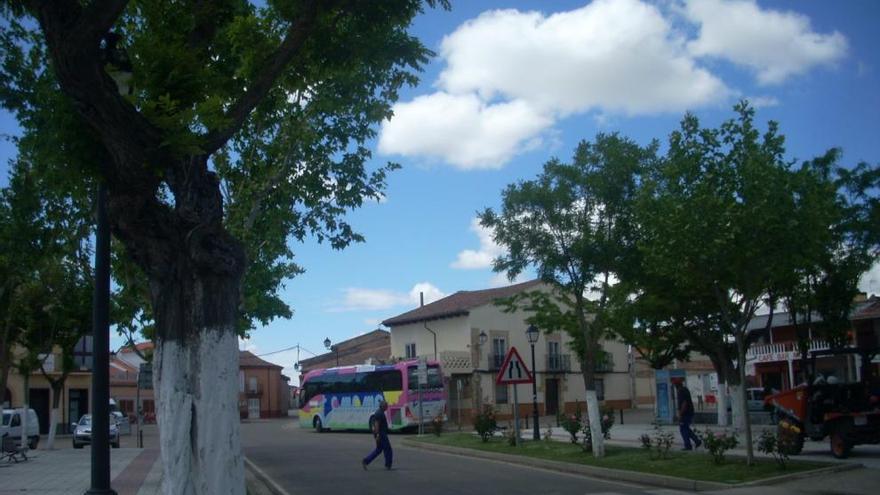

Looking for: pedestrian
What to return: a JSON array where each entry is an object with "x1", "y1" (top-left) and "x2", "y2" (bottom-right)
[
  {"x1": 362, "y1": 400, "x2": 393, "y2": 470},
  {"x1": 674, "y1": 381, "x2": 701, "y2": 451}
]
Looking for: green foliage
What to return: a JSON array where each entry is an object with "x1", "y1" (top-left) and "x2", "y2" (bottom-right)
[
  {"x1": 700, "y1": 430, "x2": 739, "y2": 465},
  {"x1": 561, "y1": 408, "x2": 582, "y2": 444},
  {"x1": 474, "y1": 405, "x2": 497, "y2": 443},
  {"x1": 641, "y1": 422, "x2": 675, "y2": 460},
  {"x1": 755, "y1": 429, "x2": 790, "y2": 469},
  {"x1": 0, "y1": 1, "x2": 450, "y2": 344},
  {"x1": 431, "y1": 414, "x2": 444, "y2": 437}
]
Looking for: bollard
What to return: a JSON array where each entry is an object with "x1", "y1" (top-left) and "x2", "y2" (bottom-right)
[
  {"x1": 138, "y1": 429, "x2": 144, "y2": 448},
  {"x1": 619, "y1": 408, "x2": 624, "y2": 425}
]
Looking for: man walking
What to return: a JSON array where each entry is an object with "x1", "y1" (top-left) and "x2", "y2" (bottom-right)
[
  {"x1": 362, "y1": 400, "x2": 393, "y2": 470},
  {"x1": 675, "y1": 381, "x2": 702, "y2": 451}
]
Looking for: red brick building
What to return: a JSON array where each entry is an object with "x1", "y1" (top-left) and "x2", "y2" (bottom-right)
[
  {"x1": 239, "y1": 351, "x2": 290, "y2": 419},
  {"x1": 296, "y1": 329, "x2": 391, "y2": 380}
]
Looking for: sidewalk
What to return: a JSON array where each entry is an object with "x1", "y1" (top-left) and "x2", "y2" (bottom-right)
[{"x1": 0, "y1": 447, "x2": 161, "y2": 495}]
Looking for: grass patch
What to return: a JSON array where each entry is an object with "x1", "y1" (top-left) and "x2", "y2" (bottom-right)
[{"x1": 411, "y1": 434, "x2": 831, "y2": 484}]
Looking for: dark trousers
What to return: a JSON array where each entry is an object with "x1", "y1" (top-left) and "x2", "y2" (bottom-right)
[
  {"x1": 679, "y1": 413, "x2": 700, "y2": 449},
  {"x1": 363, "y1": 433, "x2": 393, "y2": 468}
]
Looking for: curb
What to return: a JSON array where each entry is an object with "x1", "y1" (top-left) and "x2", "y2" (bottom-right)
[
  {"x1": 401, "y1": 439, "x2": 862, "y2": 492},
  {"x1": 244, "y1": 456, "x2": 291, "y2": 495}
]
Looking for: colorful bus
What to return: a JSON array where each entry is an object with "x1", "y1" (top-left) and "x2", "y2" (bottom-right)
[{"x1": 298, "y1": 360, "x2": 445, "y2": 432}]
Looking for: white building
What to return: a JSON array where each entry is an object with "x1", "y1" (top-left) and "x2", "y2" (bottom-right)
[{"x1": 382, "y1": 280, "x2": 634, "y2": 424}]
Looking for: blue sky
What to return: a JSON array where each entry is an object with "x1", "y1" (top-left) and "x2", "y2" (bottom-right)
[{"x1": 2, "y1": 1, "x2": 879, "y2": 382}]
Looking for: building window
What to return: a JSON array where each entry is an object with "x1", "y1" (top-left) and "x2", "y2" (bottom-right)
[
  {"x1": 73, "y1": 335, "x2": 94, "y2": 370},
  {"x1": 405, "y1": 343, "x2": 416, "y2": 359},
  {"x1": 495, "y1": 383, "x2": 508, "y2": 404},
  {"x1": 249, "y1": 376, "x2": 258, "y2": 393},
  {"x1": 239, "y1": 371, "x2": 245, "y2": 393},
  {"x1": 595, "y1": 378, "x2": 604, "y2": 401},
  {"x1": 491, "y1": 337, "x2": 506, "y2": 369}
]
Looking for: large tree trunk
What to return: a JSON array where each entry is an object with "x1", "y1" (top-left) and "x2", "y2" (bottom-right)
[
  {"x1": 578, "y1": 313, "x2": 605, "y2": 457},
  {"x1": 151, "y1": 261, "x2": 245, "y2": 495},
  {"x1": 46, "y1": 381, "x2": 64, "y2": 449}
]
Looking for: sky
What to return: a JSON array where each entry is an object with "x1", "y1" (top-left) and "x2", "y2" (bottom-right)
[{"x1": 1, "y1": 0, "x2": 879, "y2": 384}]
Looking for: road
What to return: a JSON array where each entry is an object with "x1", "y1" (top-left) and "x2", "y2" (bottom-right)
[{"x1": 240, "y1": 418, "x2": 672, "y2": 495}]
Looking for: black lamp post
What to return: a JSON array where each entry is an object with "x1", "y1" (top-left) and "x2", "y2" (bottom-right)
[
  {"x1": 324, "y1": 338, "x2": 338, "y2": 366},
  {"x1": 86, "y1": 33, "x2": 131, "y2": 495},
  {"x1": 526, "y1": 324, "x2": 540, "y2": 441}
]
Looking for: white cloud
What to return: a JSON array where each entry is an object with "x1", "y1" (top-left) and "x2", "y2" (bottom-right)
[
  {"x1": 451, "y1": 218, "x2": 505, "y2": 269},
  {"x1": 363, "y1": 318, "x2": 382, "y2": 327},
  {"x1": 683, "y1": 0, "x2": 847, "y2": 85},
  {"x1": 379, "y1": 0, "x2": 728, "y2": 169},
  {"x1": 489, "y1": 272, "x2": 529, "y2": 288},
  {"x1": 333, "y1": 282, "x2": 447, "y2": 312},
  {"x1": 379, "y1": 93, "x2": 551, "y2": 170},
  {"x1": 238, "y1": 337, "x2": 257, "y2": 353},
  {"x1": 860, "y1": 261, "x2": 880, "y2": 297},
  {"x1": 745, "y1": 95, "x2": 779, "y2": 109}
]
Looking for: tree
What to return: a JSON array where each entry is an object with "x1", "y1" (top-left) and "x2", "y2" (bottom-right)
[
  {"x1": 482, "y1": 134, "x2": 655, "y2": 457},
  {"x1": 1, "y1": 2, "x2": 447, "y2": 493}
]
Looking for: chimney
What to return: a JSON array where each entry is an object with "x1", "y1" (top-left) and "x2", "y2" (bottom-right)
[{"x1": 420, "y1": 291, "x2": 424, "y2": 307}]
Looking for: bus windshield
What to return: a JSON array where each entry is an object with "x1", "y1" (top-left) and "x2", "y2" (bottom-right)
[{"x1": 408, "y1": 365, "x2": 442, "y2": 390}]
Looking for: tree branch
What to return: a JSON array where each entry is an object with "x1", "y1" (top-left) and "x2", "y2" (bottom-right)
[
  {"x1": 201, "y1": 0, "x2": 322, "y2": 154},
  {"x1": 76, "y1": 0, "x2": 130, "y2": 45}
]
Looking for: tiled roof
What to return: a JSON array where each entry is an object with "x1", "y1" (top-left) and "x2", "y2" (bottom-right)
[
  {"x1": 239, "y1": 350, "x2": 283, "y2": 369},
  {"x1": 118, "y1": 341, "x2": 154, "y2": 353},
  {"x1": 382, "y1": 279, "x2": 545, "y2": 327}
]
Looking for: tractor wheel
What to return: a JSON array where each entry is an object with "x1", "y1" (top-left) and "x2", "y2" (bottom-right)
[
  {"x1": 777, "y1": 423, "x2": 804, "y2": 455},
  {"x1": 830, "y1": 430, "x2": 852, "y2": 459}
]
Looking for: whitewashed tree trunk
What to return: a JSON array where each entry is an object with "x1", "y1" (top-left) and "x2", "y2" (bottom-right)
[
  {"x1": 46, "y1": 408, "x2": 58, "y2": 449},
  {"x1": 155, "y1": 328, "x2": 243, "y2": 495},
  {"x1": 716, "y1": 382, "x2": 729, "y2": 426},
  {"x1": 729, "y1": 383, "x2": 745, "y2": 430},
  {"x1": 585, "y1": 390, "x2": 604, "y2": 457}
]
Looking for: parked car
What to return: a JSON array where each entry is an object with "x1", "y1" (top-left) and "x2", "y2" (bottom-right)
[
  {"x1": 747, "y1": 388, "x2": 769, "y2": 412},
  {"x1": 0, "y1": 408, "x2": 40, "y2": 449},
  {"x1": 72, "y1": 414, "x2": 120, "y2": 449},
  {"x1": 111, "y1": 411, "x2": 131, "y2": 436}
]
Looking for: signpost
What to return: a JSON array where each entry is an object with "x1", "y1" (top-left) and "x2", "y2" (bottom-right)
[{"x1": 495, "y1": 347, "x2": 534, "y2": 446}]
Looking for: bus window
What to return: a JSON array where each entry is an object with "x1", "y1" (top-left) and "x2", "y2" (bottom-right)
[
  {"x1": 363, "y1": 370, "x2": 403, "y2": 392},
  {"x1": 408, "y1": 365, "x2": 442, "y2": 390}
]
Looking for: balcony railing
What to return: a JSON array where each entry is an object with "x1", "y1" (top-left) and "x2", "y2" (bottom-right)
[
  {"x1": 746, "y1": 340, "x2": 835, "y2": 362},
  {"x1": 594, "y1": 354, "x2": 614, "y2": 373},
  {"x1": 488, "y1": 353, "x2": 505, "y2": 371},
  {"x1": 244, "y1": 383, "x2": 263, "y2": 396},
  {"x1": 546, "y1": 354, "x2": 570, "y2": 372}
]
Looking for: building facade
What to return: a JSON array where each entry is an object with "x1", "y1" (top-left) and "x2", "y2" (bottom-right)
[
  {"x1": 296, "y1": 329, "x2": 391, "y2": 378},
  {"x1": 3, "y1": 337, "x2": 94, "y2": 434},
  {"x1": 239, "y1": 351, "x2": 289, "y2": 419},
  {"x1": 382, "y1": 280, "x2": 635, "y2": 424}
]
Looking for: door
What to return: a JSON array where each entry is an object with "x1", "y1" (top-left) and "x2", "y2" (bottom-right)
[
  {"x1": 29, "y1": 388, "x2": 50, "y2": 434},
  {"x1": 545, "y1": 379, "x2": 559, "y2": 416},
  {"x1": 68, "y1": 388, "x2": 89, "y2": 428},
  {"x1": 247, "y1": 398, "x2": 260, "y2": 419}
]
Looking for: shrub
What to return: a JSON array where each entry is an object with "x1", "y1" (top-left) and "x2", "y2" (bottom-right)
[
  {"x1": 756, "y1": 429, "x2": 789, "y2": 469},
  {"x1": 430, "y1": 414, "x2": 444, "y2": 437},
  {"x1": 642, "y1": 422, "x2": 674, "y2": 460},
  {"x1": 543, "y1": 423, "x2": 554, "y2": 443},
  {"x1": 474, "y1": 405, "x2": 497, "y2": 443},
  {"x1": 505, "y1": 422, "x2": 518, "y2": 446},
  {"x1": 700, "y1": 429, "x2": 739, "y2": 465},
  {"x1": 560, "y1": 408, "x2": 582, "y2": 444},
  {"x1": 599, "y1": 406, "x2": 615, "y2": 439}
]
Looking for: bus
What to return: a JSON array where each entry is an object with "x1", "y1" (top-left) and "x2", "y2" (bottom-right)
[{"x1": 298, "y1": 360, "x2": 446, "y2": 432}]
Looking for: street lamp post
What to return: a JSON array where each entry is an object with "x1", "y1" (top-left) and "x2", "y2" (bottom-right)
[
  {"x1": 86, "y1": 32, "x2": 132, "y2": 495},
  {"x1": 526, "y1": 324, "x2": 540, "y2": 441},
  {"x1": 323, "y1": 337, "x2": 339, "y2": 366}
]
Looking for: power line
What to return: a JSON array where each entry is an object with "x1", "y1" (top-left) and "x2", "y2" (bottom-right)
[{"x1": 256, "y1": 344, "x2": 320, "y2": 358}]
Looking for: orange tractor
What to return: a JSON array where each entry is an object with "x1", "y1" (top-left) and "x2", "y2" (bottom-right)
[{"x1": 765, "y1": 348, "x2": 880, "y2": 458}]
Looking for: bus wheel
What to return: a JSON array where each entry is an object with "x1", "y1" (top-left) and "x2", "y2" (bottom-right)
[{"x1": 314, "y1": 417, "x2": 324, "y2": 433}]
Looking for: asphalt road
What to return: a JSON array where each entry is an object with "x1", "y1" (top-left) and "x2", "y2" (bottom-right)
[{"x1": 240, "y1": 418, "x2": 669, "y2": 495}]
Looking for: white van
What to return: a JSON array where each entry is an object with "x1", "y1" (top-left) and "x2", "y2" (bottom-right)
[{"x1": 0, "y1": 408, "x2": 40, "y2": 449}]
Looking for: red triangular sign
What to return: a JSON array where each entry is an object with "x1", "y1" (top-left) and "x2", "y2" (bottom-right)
[{"x1": 496, "y1": 346, "x2": 534, "y2": 385}]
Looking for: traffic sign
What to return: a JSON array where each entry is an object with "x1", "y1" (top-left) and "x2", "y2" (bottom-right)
[
  {"x1": 495, "y1": 346, "x2": 534, "y2": 385},
  {"x1": 138, "y1": 363, "x2": 153, "y2": 390}
]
